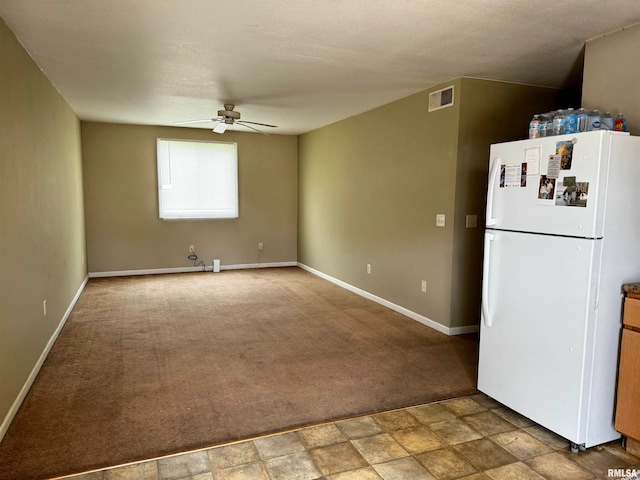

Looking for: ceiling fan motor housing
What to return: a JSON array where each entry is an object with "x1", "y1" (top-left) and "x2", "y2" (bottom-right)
[{"x1": 218, "y1": 104, "x2": 240, "y2": 123}]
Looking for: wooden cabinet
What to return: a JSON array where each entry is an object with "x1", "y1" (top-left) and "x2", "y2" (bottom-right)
[{"x1": 616, "y1": 293, "x2": 640, "y2": 453}]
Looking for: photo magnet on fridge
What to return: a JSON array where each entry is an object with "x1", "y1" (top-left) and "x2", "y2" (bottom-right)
[
  {"x1": 555, "y1": 177, "x2": 589, "y2": 207},
  {"x1": 556, "y1": 141, "x2": 574, "y2": 170},
  {"x1": 537, "y1": 175, "x2": 556, "y2": 206}
]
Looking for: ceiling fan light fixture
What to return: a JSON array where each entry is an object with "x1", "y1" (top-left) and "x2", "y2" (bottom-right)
[
  {"x1": 213, "y1": 122, "x2": 228, "y2": 134},
  {"x1": 176, "y1": 104, "x2": 276, "y2": 135}
]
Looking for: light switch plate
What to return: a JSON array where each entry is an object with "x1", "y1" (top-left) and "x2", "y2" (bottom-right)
[
  {"x1": 436, "y1": 214, "x2": 446, "y2": 227},
  {"x1": 466, "y1": 214, "x2": 478, "y2": 228}
]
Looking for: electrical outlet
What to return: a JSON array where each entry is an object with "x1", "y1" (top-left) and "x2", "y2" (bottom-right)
[
  {"x1": 367, "y1": 263, "x2": 371, "y2": 274},
  {"x1": 43, "y1": 299, "x2": 47, "y2": 317},
  {"x1": 465, "y1": 214, "x2": 478, "y2": 228},
  {"x1": 436, "y1": 214, "x2": 446, "y2": 227},
  {"x1": 258, "y1": 242, "x2": 264, "y2": 251},
  {"x1": 189, "y1": 245, "x2": 195, "y2": 253},
  {"x1": 421, "y1": 280, "x2": 427, "y2": 293}
]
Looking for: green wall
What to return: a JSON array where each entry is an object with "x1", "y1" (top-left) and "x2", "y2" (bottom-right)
[
  {"x1": 82, "y1": 123, "x2": 298, "y2": 273},
  {"x1": 299, "y1": 78, "x2": 560, "y2": 332},
  {"x1": 299, "y1": 80, "x2": 461, "y2": 328},
  {"x1": 583, "y1": 24, "x2": 640, "y2": 134},
  {"x1": 0, "y1": 18, "x2": 86, "y2": 435},
  {"x1": 452, "y1": 79, "x2": 561, "y2": 328}
]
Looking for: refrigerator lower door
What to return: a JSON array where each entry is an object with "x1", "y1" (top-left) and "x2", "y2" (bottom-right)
[{"x1": 479, "y1": 230, "x2": 605, "y2": 446}]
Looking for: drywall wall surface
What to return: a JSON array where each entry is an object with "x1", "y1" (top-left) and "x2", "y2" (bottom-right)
[
  {"x1": 81, "y1": 123, "x2": 298, "y2": 273},
  {"x1": 299, "y1": 79, "x2": 462, "y2": 328},
  {"x1": 583, "y1": 24, "x2": 640, "y2": 134},
  {"x1": 0, "y1": 18, "x2": 86, "y2": 427},
  {"x1": 452, "y1": 78, "x2": 561, "y2": 329}
]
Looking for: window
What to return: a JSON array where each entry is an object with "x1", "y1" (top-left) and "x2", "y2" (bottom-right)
[{"x1": 157, "y1": 138, "x2": 238, "y2": 219}]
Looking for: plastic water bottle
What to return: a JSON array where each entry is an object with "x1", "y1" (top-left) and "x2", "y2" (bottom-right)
[
  {"x1": 587, "y1": 110, "x2": 601, "y2": 131},
  {"x1": 564, "y1": 108, "x2": 578, "y2": 134},
  {"x1": 615, "y1": 113, "x2": 627, "y2": 132},
  {"x1": 601, "y1": 112, "x2": 614, "y2": 130},
  {"x1": 529, "y1": 115, "x2": 541, "y2": 138},
  {"x1": 552, "y1": 110, "x2": 565, "y2": 136},
  {"x1": 576, "y1": 108, "x2": 588, "y2": 132},
  {"x1": 538, "y1": 114, "x2": 549, "y2": 137}
]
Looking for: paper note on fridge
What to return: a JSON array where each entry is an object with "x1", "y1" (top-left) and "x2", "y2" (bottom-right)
[
  {"x1": 547, "y1": 154, "x2": 561, "y2": 179},
  {"x1": 500, "y1": 163, "x2": 526, "y2": 188},
  {"x1": 524, "y1": 146, "x2": 541, "y2": 175}
]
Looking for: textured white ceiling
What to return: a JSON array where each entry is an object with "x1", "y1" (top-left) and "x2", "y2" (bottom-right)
[{"x1": 1, "y1": 0, "x2": 640, "y2": 135}]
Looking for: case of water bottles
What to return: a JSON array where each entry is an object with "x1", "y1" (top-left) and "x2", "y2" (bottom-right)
[{"x1": 528, "y1": 108, "x2": 627, "y2": 139}]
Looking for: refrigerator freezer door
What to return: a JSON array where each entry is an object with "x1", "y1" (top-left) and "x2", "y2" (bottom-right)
[
  {"x1": 479, "y1": 230, "x2": 604, "y2": 445},
  {"x1": 486, "y1": 131, "x2": 614, "y2": 238}
]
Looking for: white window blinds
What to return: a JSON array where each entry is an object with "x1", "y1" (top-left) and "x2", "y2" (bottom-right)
[{"x1": 157, "y1": 139, "x2": 238, "y2": 219}]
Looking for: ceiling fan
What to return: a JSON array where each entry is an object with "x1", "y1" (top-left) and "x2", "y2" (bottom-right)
[{"x1": 173, "y1": 104, "x2": 277, "y2": 135}]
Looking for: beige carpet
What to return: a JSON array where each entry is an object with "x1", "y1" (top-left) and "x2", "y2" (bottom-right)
[{"x1": 0, "y1": 267, "x2": 478, "y2": 479}]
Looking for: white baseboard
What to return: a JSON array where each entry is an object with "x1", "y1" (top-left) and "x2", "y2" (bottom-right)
[
  {"x1": 0, "y1": 275, "x2": 89, "y2": 442},
  {"x1": 297, "y1": 263, "x2": 478, "y2": 336},
  {"x1": 89, "y1": 261, "x2": 298, "y2": 278},
  {"x1": 222, "y1": 261, "x2": 298, "y2": 271}
]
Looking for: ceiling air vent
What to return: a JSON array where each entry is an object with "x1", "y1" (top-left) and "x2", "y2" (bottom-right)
[{"x1": 428, "y1": 85, "x2": 454, "y2": 112}]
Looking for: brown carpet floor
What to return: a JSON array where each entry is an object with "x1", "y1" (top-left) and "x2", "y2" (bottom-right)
[{"x1": 0, "y1": 267, "x2": 478, "y2": 480}]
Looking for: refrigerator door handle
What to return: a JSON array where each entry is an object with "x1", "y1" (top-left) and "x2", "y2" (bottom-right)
[
  {"x1": 486, "y1": 157, "x2": 499, "y2": 226},
  {"x1": 482, "y1": 232, "x2": 495, "y2": 327}
]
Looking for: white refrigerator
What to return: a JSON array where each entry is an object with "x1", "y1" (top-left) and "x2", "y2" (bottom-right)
[{"x1": 478, "y1": 130, "x2": 640, "y2": 451}]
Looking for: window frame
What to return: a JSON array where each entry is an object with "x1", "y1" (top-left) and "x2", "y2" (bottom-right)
[{"x1": 156, "y1": 138, "x2": 239, "y2": 220}]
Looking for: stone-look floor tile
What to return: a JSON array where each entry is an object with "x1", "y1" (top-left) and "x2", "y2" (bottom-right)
[
  {"x1": 525, "y1": 452, "x2": 594, "y2": 480},
  {"x1": 523, "y1": 425, "x2": 570, "y2": 450},
  {"x1": 568, "y1": 447, "x2": 634, "y2": 479},
  {"x1": 602, "y1": 440, "x2": 640, "y2": 464},
  {"x1": 429, "y1": 419, "x2": 483, "y2": 446},
  {"x1": 373, "y1": 456, "x2": 436, "y2": 480},
  {"x1": 71, "y1": 472, "x2": 105, "y2": 480},
  {"x1": 351, "y1": 433, "x2": 410, "y2": 464},
  {"x1": 489, "y1": 430, "x2": 553, "y2": 460},
  {"x1": 416, "y1": 448, "x2": 478, "y2": 480},
  {"x1": 468, "y1": 394, "x2": 502, "y2": 410},
  {"x1": 374, "y1": 410, "x2": 422, "y2": 432},
  {"x1": 327, "y1": 466, "x2": 382, "y2": 479},
  {"x1": 264, "y1": 451, "x2": 322, "y2": 480},
  {"x1": 207, "y1": 442, "x2": 260, "y2": 470},
  {"x1": 309, "y1": 441, "x2": 368, "y2": 476},
  {"x1": 157, "y1": 451, "x2": 210, "y2": 480},
  {"x1": 439, "y1": 398, "x2": 486, "y2": 417},
  {"x1": 298, "y1": 423, "x2": 347, "y2": 448},
  {"x1": 213, "y1": 462, "x2": 270, "y2": 480},
  {"x1": 460, "y1": 411, "x2": 517, "y2": 436},
  {"x1": 104, "y1": 461, "x2": 158, "y2": 479},
  {"x1": 391, "y1": 426, "x2": 446, "y2": 454},
  {"x1": 484, "y1": 461, "x2": 545, "y2": 480},
  {"x1": 492, "y1": 407, "x2": 536, "y2": 429},
  {"x1": 453, "y1": 438, "x2": 518, "y2": 471},
  {"x1": 253, "y1": 432, "x2": 305, "y2": 459},
  {"x1": 407, "y1": 404, "x2": 456, "y2": 425},
  {"x1": 458, "y1": 474, "x2": 492, "y2": 480},
  {"x1": 337, "y1": 416, "x2": 385, "y2": 439},
  {"x1": 180, "y1": 473, "x2": 213, "y2": 480}
]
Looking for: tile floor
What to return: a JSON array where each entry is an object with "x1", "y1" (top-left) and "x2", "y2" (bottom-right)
[{"x1": 61, "y1": 394, "x2": 640, "y2": 480}]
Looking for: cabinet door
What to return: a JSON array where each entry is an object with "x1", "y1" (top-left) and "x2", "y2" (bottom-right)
[{"x1": 615, "y1": 329, "x2": 640, "y2": 440}]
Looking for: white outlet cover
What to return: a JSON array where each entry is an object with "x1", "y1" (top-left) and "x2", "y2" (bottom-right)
[
  {"x1": 436, "y1": 214, "x2": 446, "y2": 227},
  {"x1": 465, "y1": 214, "x2": 478, "y2": 228}
]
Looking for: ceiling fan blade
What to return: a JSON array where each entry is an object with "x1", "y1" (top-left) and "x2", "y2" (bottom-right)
[
  {"x1": 213, "y1": 122, "x2": 228, "y2": 134},
  {"x1": 236, "y1": 122, "x2": 270, "y2": 136},
  {"x1": 237, "y1": 120, "x2": 278, "y2": 128},
  {"x1": 173, "y1": 118, "x2": 217, "y2": 125}
]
